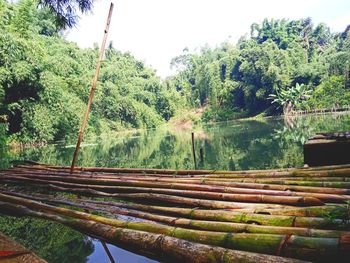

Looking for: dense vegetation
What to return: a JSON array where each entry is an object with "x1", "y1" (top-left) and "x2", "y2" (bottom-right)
[
  {"x1": 170, "y1": 18, "x2": 350, "y2": 121},
  {"x1": 0, "y1": 0, "x2": 183, "y2": 143},
  {"x1": 1, "y1": 0, "x2": 350, "y2": 143}
]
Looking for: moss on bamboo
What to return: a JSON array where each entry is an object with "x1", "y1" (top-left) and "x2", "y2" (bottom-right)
[{"x1": 0, "y1": 193, "x2": 348, "y2": 261}]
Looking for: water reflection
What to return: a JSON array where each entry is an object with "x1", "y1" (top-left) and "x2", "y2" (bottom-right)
[
  {"x1": 1, "y1": 114, "x2": 350, "y2": 171},
  {"x1": 0, "y1": 216, "x2": 94, "y2": 263},
  {"x1": 87, "y1": 240, "x2": 157, "y2": 263}
]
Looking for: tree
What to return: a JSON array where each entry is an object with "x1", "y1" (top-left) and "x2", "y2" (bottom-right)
[
  {"x1": 269, "y1": 83, "x2": 312, "y2": 114},
  {"x1": 38, "y1": 0, "x2": 94, "y2": 28}
]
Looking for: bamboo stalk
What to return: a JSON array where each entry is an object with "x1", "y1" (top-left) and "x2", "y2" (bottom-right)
[
  {"x1": 0, "y1": 203, "x2": 305, "y2": 263},
  {"x1": 70, "y1": 3, "x2": 114, "y2": 174},
  {"x1": 4, "y1": 170, "x2": 350, "y2": 196},
  {"x1": 1, "y1": 173, "x2": 348, "y2": 202},
  {"x1": 6, "y1": 166, "x2": 350, "y2": 182},
  {"x1": 100, "y1": 206, "x2": 349, "y2": 238},
  {"x1": 10, "y1": 191, "x2": 347, "y2": 237},
  {"x1": 0, "y1": 193, "x2": 348, "y2": 261},
  {"x1": 3, "y1": 190, "x2": 347, "y2": 229},
  {"x1": 0, "y1": 182, "x2": 295, "y2": 211},
  {"x1": 254, "y1": 205, "x2": 350, "y2": 217},
  {"x1": 26, "y1": 161, "x2": 350, "y2": 172},
  {"x1": 3, "y1": 162, "x2": 350, "y2": 261},
  {"x1": 0, "y1": 175, "x2": 325, "y2": 206},
  {"x1": 81, "y1": 200, "x2": 350, "y2": 229},
  {"x1": 27, "y1": 163, "x2": 350, "y2": 177}
]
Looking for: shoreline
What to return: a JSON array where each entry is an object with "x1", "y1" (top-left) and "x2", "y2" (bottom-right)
[{"x1": 2, "y1": 109, "x2": 350, "y2": 150}]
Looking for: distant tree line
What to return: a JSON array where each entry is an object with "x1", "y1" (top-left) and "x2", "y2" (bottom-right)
[{"x1": 169, "y1": 18, "x2": 350, "y2": 120}]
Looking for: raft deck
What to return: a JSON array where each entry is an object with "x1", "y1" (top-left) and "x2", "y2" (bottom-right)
[{"x1": 0, "y1": 162, "x2": 350, "y2": 262}]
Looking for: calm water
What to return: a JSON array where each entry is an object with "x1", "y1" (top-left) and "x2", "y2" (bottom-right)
[{"x1": 0, "y1": 113, "x2": 350, "y2": 262}]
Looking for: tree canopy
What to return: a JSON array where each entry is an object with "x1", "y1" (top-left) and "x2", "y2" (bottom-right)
[
  {"x1": 169, "y1": 18, "x2": 350, "y2": 120},
  {"x1": 0, "y1": 0, "x2": 184, "y2": 143},
  {"x1": 1, "y1": 0, "x2": 350, "y2": 143}
]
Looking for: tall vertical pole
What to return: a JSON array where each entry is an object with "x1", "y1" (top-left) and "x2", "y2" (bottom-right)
[
  {"x1": 191, "y1": 132, "x2": 197, "y2": 169},
  {"x1": 70, "y1": 3, "x2": 114, "y2": 174}
]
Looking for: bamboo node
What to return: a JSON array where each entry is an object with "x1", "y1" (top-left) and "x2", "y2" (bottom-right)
[{"x1": 277, "y1": 234, "x2": 292, "y2": 256}]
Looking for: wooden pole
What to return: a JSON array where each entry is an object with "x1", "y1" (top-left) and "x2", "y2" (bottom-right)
[
  {"x1": 101, "y1": 241, "x2": 116, "y2": 263},
  {"x1": 191, "y1": 132, "x2": 197, "y2": 169},
  {"x1": 70, "y1": 3, "x2": 114, "y2": 174}
]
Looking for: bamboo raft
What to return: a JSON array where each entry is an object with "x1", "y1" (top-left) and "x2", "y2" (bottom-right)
[
  {"x1": 0, "y1": 231, "x2": 47, "y2": 263},
  {"x1": 1, "y1": 163, "x2": 350, "y2": 262}
]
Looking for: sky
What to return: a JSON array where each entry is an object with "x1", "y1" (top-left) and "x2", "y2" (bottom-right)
[{"x1": 66, "y1": 0, "x2": 350, "y2": 78}]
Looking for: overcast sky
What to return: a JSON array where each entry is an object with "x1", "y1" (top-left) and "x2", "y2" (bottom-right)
[{"x1": 66, "y1": 0, "x2": 350, "y2": 78}]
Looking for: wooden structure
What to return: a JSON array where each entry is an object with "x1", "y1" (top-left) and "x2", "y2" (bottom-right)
[
  {"x1": 0, "y1": 162, "x2": 350, "y2": 262},
  {"x1": 0, "y1": 231, "x2": 47, "y2": 263},
  {"x1": 304, "y1": 131, "x2": 350, "y2": 166}
]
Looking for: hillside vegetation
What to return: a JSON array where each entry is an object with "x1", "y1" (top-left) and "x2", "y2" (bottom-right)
[
  {"x1": 0, "y1": 0, "x2": 184, "y2": 143},
  {"x1": 1, "y1": 0, "x2": 350, "y2": 143},
  {"x1": 170, "y1": 18, "x2": 350, "y2": 121}
]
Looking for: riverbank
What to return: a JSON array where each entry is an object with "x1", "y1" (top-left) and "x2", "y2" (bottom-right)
[{"x1": 2, "y1": 108, "x2": 350, "y2": 153}]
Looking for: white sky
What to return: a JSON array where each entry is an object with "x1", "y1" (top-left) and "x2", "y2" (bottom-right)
[{"x1": 65, "y1": 0, "x2": 350, "y2": 78}]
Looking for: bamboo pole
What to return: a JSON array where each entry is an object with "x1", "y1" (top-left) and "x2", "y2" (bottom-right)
[
  {"x1": 2, "y1": 191, "x2": 347, "y2": 229},
  {"x1": 40, "y1": 163, "x2": 350, "y2": 175},
  {"x1": 0, "y1": 203, "x2": 306, "y2": 263},
  {"x1": 4, "y1": 169, "x2": 350, "y2": 195},
  {"x1": 96, "y1": 206, "x2": 350, "y2": 238},
  {"x1": 7, "y1": 165, "x2": 350, "y2": 182},
  {"x1": 0, "y1": 194, "x2": 348, "y2": 261},
  {"x1": 1, "y1": 173, "x2": 348, "y2": 202},
  {"x1": 0, "y1": 175, "x2": 325, "y2": 206},
  {"x1": 24, "y1": 160, "x2": 350, "y2": 172},
  {"x1": 2, "y1": 191, "x2": 348, "y2": 237},
  {"x1": 5, "y1": 169, "x2": 350, "y2": 197},
  {"x1": 191, "y1": 132, "x2": 197, "y2": 169},
  {"x1": 70, "y1": 3, "x2": 114, "y2": 174},
  {"x1": 81, "y1": 200, "x2": 349, "y2": 229}
]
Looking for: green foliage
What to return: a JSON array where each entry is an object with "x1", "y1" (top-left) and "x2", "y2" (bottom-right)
[
  {"x1": 38, "y1": 0, "x2": 95, "y2": 28},
  {"x1": 202, "y1": 107, "x2": 245, "y2": 122},
  {"x1": 0, "y1": 0, "x2": 182, "y2": 143},
  {"x1": 0, "y1": 124, "x2": 11, "y2": 169},
  {"x1": 269, "y1": 83, "x2": 312, "y2": 113},
  {"x1": 169, "y1": 18, "x2": 350, "y2": 121},
  {"x1": 308, "y1": 76, "x2": 350, "y2": 109},
  {"x1": 2, "y1": 0, "x2": 350, "y2": 142}
]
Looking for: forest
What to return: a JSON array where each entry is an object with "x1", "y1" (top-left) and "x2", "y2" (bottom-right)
[
  {"x1": 1, "y1": 0, "x2": 350, "y2": 143},
  {"x1": 170, "y1": 18, "x2": 350, "y2": 121},
  {"x1": 0, "y1": 0, "x2": 184, "y2": 144}
]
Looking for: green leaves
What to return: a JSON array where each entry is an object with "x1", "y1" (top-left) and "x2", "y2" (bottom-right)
[
  {"x1": 168, "y1": 17, "x2": 346, "y2": 120},
  {"x1": 308, "y1": 76, "x2": 350, "y2": 109},
  {"x1": 0, "y1": 0, "x2": 182, "y2": 143},
  {"x1": 269, "y1": 83, "x2": 312, "y2": 114}
]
